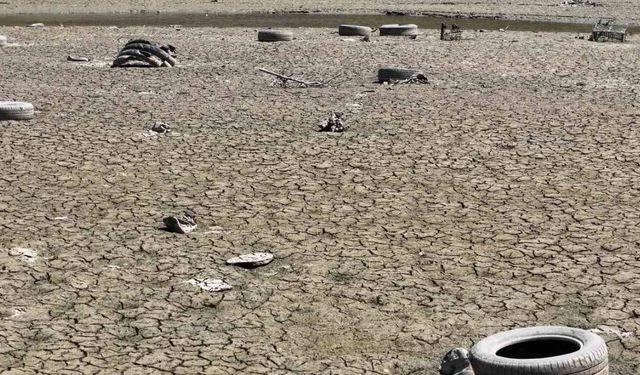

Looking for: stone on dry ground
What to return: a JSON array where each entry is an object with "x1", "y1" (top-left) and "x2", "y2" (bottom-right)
[
  {"x1": 0, "y1": 27, "x2": 639, "y2": 374},
  {"x1": 3, "y1": 0, "x2": 640, "y2": 25}
]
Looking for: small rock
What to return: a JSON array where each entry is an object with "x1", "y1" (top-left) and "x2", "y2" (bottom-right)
[{"x1": 226, "y1": 252, "x2": 274, "y2": 268}]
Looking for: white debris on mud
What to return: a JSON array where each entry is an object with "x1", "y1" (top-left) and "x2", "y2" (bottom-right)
[
  {"x1": 186, "y1": 278, "x2": 233, "y2": 292},
  {"x1": 9, "y1": 247, "x2": 37, "y2": 263},
  {"x1": 226, "y1": 252, "x2": 274, "y2": 267},
  {"x1": 590, "y1": 325, "x2": 635, "y2": 339}
]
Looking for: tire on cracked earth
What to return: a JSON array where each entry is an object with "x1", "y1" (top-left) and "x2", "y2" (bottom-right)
[
  {"x1": 258, "y1": 30, "x2": 293, "y2": 42},
  {"x1": 470, "y1": 326, "x2": 608, "y2": 375},
  {"x1": 0, "y1": 101, "x2": 34, "y2": 120},
  {"x1": 377, "y1": 67, "x2": 419, "y2": 82},
  {"x1": 379, "y1": 24, "x2": 418, "y2": 36},
  {"x1": 114, "y1": 49, "x2": 163, "y2": 67},
  {"x1": 338, "y1": 24, "x2": 372, "y2": 36},
  {"x1": 121, "y1": 43, "x2": 177, "y2": 66}
]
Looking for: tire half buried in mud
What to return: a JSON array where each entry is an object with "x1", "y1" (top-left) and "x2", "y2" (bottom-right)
[
  {"x1": 338, "y1": 24, "x2": 372, "y2": 36},
  {"x1": 470, "y1": 326, "x2": 608, "y2": 375},
  {"x1": 258, "y1": 30, "x2": 293, "y2": 42},
  {"x1": 379, "y1": 24, "x2": 418, "y2": 36},
  {"x1": 377, "y1": 67, "x2": 419, "y2": 82},
  {"x1": 0, "y1": 101, "x2": 34, "y2": 120}
]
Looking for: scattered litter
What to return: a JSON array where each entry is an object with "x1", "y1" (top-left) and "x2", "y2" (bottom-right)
[
  {"x1": 590, "y1": 19, "x2": 627, "y2": 42},
  {"x1": 441, "y1": 23, "x2": 462, "y2": 41},
  {"x1": 341, "y1": 38, "x2": 357, "y2": 42},
  {"x1": 150, "y1": 121, "x2": 172, "y2": 134},
  {"x1": 561, "y1": 0, "x2": 600, "y2": 6},
  {"x1": 170, "y1": 24, "x2": 182, "y2": 31},
  {"x1": 9, "y1": 247, "x2": 37, "y2": 263},
  {"x1": 226, "y1": 252, "x2": 274, "y2": 268},
  {"x1": 163, "y1": 210, "x2": 197, "y2": 234},
  {"x1": 590, "y1": 326, "x2": 635, "y2": 339},
  {"x1": 67, "y1": 55, "x2": 91, "y2": 62},
  {"x1": 440, "y1": 348, "x2": 474, "y2": 375},
  {"x1": 319, "y1": 111, "x2": 345, "y2": 133},
  {"x1": 112, "y1": 39, "x2": 177, "y2": 68},
  {"x1": 28, "y1": 23, "x2": 45, "y2": 28},
  {"x1": 187, "y1": 278, "x2": 232, "y2": 292}
]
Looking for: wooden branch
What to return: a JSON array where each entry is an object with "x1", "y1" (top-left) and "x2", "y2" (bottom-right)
[{"x1": 257, "y1": 68, "x2": 325, "y2": 87}]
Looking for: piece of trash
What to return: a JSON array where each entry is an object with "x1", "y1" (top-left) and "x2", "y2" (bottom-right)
[
  {"x1": 67, "y1": 55, "x2": 91, "y2": 62},
  {"x1": 441, "y1": 23, "x2": 462, "y2": 41},
  {"x1": 319, "y1": 111, "x2": 345, "y2": 133},
  {"x1": 590, "y1": 326, "x2": 634, "y2": 339},
  {"x1": 590, "y1": 19, "x2": 627, "y2": 42},
  {"x1": 187, "y1": 278, "x2": 232, "y2": 292},
  {"x1": 150, "y1": 121, "x2": 171, "y2": 134},
  {"x1": 9, "y1": 247, "x2": 37, "y2": 263},
  {"x1": 170, "y1": 24, "x2": 182, "y2": 30},
  {"x1": 28, "y1": 23, "x2": 45, "y2": 28},
  {"x1": 226, "y1": 252, "x2": 274, "y2": 268},
  {"x1": 498, "y1": 28, "x2": 505, "y2": 32},
  {"x1": 440, "y1": 348, "x2": 474, "y2": 375},
  {"x1": 341, "y1": 38, "x2": 357, "y2": 42},
  {"x1": 163, "y1": 210, "x2": 197, "y2": 234}
]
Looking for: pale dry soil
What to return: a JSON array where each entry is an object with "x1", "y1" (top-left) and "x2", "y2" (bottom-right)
[
  {"x1": 0, "y1": 27, "x2": 639, "y2": 374},
  {"x1": 3, "y1": 0, "x2": 640, "y2": 25}
]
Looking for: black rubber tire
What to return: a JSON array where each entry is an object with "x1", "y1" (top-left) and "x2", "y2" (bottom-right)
[
  {"x1": 258, "y1": 30, "x2": 293, "y2": 42},
  {"x1": 113, "y1": 49, "x2": 163, "y2": 67},
  {"x1": 120, "y1": 43, "x2": 176, "y2": 66},
  {"x1": 0, "y1": 101, "x2": 34, "y2": 121},
  {"x1": 470, "y1": 326, "x2": 608, "y2": 375},
  {"x1": 379, "y1": 24, "x2": 418, "y2": 36},
  {"x1": 377, "y1": 67, "x2": 419, "y2": 82},
  {"x1": 338, "y1": 24, "x2": 372, "y2": 36},
  {"x1": 0, "y1": 35, "x2": 6, "y2": 47}
]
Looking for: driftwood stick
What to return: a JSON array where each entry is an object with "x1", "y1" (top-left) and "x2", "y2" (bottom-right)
[{"x1": 257, "y1": 68, "x2": 324, "y2": 86}]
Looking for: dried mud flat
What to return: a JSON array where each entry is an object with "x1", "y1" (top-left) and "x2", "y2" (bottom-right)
[{"x1": 1, "y1": 27, "x2": 640, "y2": 374}]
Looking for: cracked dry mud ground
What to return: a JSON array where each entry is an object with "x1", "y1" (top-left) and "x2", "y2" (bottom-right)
[{"x1": 1, "y1": 27, "x2": 639, "y2": 374}]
